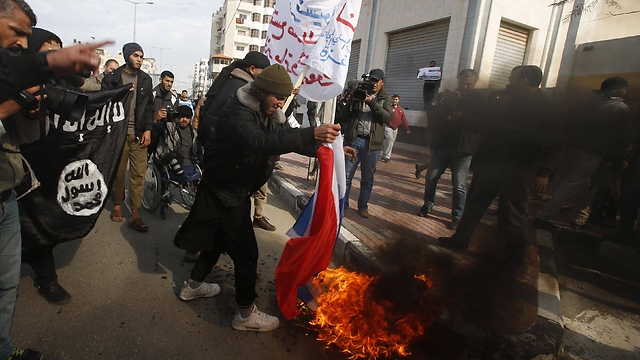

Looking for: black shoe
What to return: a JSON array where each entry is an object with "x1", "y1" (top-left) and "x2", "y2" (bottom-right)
[
  {"x1": 380, "y1": 158, "x2": 390, "y2": 163},
  {"x1": 437, "y1": 236, "x2": 468, "y2": 250},
  {"x1": 6, "y1": 348, "x2": 43, "y2": 360},
  {"x1": 414, "y1": 164, "x2": 421, "y2": 179},
  {"x1": 417, "y1": 205, "x2": 433, "y2": 217},
  {"x1": 533, "y1": 217, "x2": 557, "y2": 232},
  {"x1": 37, "y1": 283, "x2": 71, "y2": 305},
  {"x1": 449, "y1": 218, "x2": 460, "y2": 230}
]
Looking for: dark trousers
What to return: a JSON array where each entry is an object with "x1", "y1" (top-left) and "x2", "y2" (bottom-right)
[
  {"x1": 618, "y1": 159, "x2": 640, "y2": 233},
  {"x1": 176, "y1": 184, "x2": 258, "y2": 307},
  {"x1": 22, "y1": 245, "x2": 57, "y2": 287},
  {"x1": 453, "y1": 165, "x2": 531, "y2": 258}
]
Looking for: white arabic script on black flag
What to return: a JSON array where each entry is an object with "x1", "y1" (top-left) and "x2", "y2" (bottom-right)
[{"x1": 18, "y1": 85, "x2": 132, "y2": 246}]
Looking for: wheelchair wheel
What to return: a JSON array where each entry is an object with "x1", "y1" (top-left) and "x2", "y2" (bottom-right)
[
  {"x1": 179, "y1": 182, "x2": 197, "y2": 208},
  {"x1": 142, "y1": 162, "x2": 162, "y2": 212}
]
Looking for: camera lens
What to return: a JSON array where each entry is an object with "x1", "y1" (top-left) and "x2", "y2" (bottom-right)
[{"x1": 168, "y1": 158, "x2": 184, "y2": 175}]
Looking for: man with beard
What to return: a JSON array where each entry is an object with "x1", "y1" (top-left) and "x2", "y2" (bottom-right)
[
  {"x1": 0, "y1": 1, "x2": 106, "y2": 358},
  {"x1": 438, "y1": 65, "x2": 561, "y2": 268},
  {"x1": 174, "y1": 64, "x2": 343, "y2": 332},
  {"x1": 102, "y1": 42, "x2": 154, "y2": 232}
]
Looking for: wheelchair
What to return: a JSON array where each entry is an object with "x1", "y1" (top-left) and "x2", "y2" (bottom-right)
[{"x1": 141, "y1": 156, "x2": 201, "y2": 219}]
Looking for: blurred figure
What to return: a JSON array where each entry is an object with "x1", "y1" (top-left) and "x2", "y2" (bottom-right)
[
  {"x1": 80, "y1": 58, "x2": 119, "y2": 92},
  {"x1": 438, "y1": 66, "x2": 561, "y2": 267}
]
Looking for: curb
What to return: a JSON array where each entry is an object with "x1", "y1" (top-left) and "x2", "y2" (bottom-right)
[{"x1": 269, "y1": 172, "x2": 564, "y2": 357}]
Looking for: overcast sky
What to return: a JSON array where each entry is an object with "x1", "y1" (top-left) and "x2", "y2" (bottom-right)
[{"x1": 27, "y1": 0, "x2": 225, "y2": 93}]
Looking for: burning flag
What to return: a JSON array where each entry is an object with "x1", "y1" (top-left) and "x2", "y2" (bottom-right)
[
  {"x1": 310, "y1": 267, "x2": 436, "y2": 359},
  {"x1": 276, "y1": 136, "x2": 346, "y2": 319}
]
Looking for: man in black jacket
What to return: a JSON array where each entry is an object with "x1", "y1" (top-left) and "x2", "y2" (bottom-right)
[
  {"x1": 337, "y1": 68, "x2": 392, "y2": 218},
  {"x1": 439, "y1": 66, "x2": 561, "y2": 267},
  {"x1": 417, "y1": 69, "x2": 485, "y2": 230},
  {"x1": 174, "y1": 64, "x2": 342, "y2": 332},
  {"x1": 101, "y1": 42, "x2": 154, "y2": 232}
]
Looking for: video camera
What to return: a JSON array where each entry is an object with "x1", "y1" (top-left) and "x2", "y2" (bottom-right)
[
  {"x1": 352, "y1": 73, "x2": 375, "y2": 102},
  {"x1": 18, "y1": 85, "x2": 88, "y2": 120}
]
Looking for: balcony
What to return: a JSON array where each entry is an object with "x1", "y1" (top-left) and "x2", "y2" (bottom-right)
[{"x1": 236, "y1": 18, "x2": 245, "y2": 24}]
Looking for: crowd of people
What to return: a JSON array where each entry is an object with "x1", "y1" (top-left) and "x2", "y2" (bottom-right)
[{"x1": 0, "y1": 0, "x2": 638, "y2": 358}]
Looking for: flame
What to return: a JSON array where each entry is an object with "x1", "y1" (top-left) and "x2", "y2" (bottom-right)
[{"x1": 309, "y1": 267, "x2": 436, "y2": 359}]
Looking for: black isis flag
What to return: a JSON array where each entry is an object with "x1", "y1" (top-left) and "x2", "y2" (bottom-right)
[{"x1": 18, "y1": 85, "x2": 133, "y2": 246}]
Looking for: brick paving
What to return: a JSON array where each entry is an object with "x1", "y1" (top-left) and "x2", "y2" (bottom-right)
[{"x1": 276, "y1": 145, "x2": 540, "y2": 334}]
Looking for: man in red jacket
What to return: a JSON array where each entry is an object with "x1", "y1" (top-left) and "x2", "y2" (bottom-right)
[{"x1": 380, "y1": 94, "x2": 410, "y2": 163}]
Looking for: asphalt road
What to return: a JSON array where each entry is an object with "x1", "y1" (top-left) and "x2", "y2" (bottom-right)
[{"x1": 11, "y1": 189, "x2": 346, "y2": 360}]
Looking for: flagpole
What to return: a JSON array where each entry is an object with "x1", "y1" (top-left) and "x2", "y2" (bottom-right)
[{"x1": 283, "y1": 65, "x2": 310, "y2": 111}]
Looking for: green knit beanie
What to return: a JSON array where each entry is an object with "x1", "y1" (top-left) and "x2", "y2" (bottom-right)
[{"x1": 253, "y1": 64, "x2": 293, "y2": 97}]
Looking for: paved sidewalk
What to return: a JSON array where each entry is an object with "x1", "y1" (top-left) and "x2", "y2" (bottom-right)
[{"x1": 270, "y1": 144, "x2": 564, "y2": 357}]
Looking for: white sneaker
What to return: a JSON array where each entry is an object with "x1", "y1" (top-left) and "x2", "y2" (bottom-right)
[
  {"x1": 179, "y1": 281, "x2": 220, "y2": 301},
  {"x1": 231, "y1": 305, "x2": 280, "y2": 332}
]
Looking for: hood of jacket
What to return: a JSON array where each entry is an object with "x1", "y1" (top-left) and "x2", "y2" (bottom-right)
[{"x1": 236, "y1": 83, "x2": 287, "y2": 124}]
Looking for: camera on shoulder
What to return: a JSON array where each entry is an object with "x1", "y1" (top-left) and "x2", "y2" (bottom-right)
[{"x1": 352, "y1": 73, "x2": 375, "y2": 102}]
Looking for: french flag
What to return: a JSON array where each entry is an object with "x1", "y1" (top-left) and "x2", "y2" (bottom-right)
[{"x1": 276, "y1": 135, "x2": 346, "y2": 319}]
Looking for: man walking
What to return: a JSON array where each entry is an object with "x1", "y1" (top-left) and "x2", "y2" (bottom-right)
[
  {"x1": 380, "y1": 94, "x2": 410, "y2": 163},
  {"x1": 417, "y1": 69, "x2": 485, "y2": 229},
  {"x1": 337, "y1": 68, "x2": 392, "y2": 218},
  {"x1": 534, "y1": 76, "x2": 630, "y2": 230},
  {"x1": 438, "y1": 66, "x2": 561, "y2": 267},
  {"x1": 174, "y1": 64, "x2": 342, "y2": 331},
  {"x1": 197, "y1": 51, "x2": 277, "y2": 231},
  {"x1": 102, "y1": 42, "x2": 154, "y2": 232}
]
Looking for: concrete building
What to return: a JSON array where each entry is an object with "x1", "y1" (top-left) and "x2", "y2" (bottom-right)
[
  {"x1": 192, "y1": 57, "x2": 209, "y2": 98},
  {"x1": 208, "y1": 0, "x2": 275, "y2": 78},
  {"x1": 346, "y1": 0, "x2": 639, "y2": 137}
]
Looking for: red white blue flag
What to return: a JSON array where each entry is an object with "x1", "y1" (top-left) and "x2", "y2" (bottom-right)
[{"x1": 276, "y1": 135, "x2": 346, "y2": 319}]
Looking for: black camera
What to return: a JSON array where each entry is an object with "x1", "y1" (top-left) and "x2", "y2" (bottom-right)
[
  {"x1": 352, "y1": 73, "x2": 375, "y2": 102},
  {"x1": 165, "y1": 105, "x2": 179, "y2": 120},
  {"x1": 16, "y1": 85, "x2": 88, "y2": 120}
]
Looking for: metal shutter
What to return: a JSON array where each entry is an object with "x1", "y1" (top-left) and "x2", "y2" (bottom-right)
[
  {"x1": 385, "y1": 20, "x2": 450, "y2": 111},
  {"x1": 489, "y1": 22, "x2": 530, "y2": 89},
  {"x1": 346, "y1": 39, "x2": 361, "y2": 85}
]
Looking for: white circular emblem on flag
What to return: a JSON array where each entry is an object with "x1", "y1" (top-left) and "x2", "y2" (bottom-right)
[{"x1": 57, "y1": 160, "x2": 107, "y2": 216}]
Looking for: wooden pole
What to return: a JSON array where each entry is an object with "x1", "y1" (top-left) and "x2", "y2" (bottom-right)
[{"x1": 283, "y1": 65, "x2": 310, "y2": 111}]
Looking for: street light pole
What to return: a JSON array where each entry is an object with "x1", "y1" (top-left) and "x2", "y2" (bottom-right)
[
  {"x1": 124, "y1": 0, "x2": 153, "y2": 42},
  {"x1": 152, "y1": 46, "x2": 171, "y2": 71}
]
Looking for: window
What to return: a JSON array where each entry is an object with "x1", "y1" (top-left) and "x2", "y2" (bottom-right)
[
  {"x1": 238, "y1": 29, "x2": 247, "y2": 36},
  {"x1": 260, "y1": 46, "x2": 265, "y2": 53},
  {"x1": 253, "y1": 0, "x2": 261, "y2": 5},
  {"x1": 262, "y1": 14, "x2": 271, "y2": 23},
  {"x1": 238, "y1": 14, "x2": 247, "y2": 19},
  {"x1": 250, "y1": 29, "x2": 260, "y2": 38},
  {"x1": 261, "y1": 30, "x2": 268, "y2": 39},
  {"x1": 251, "y1": 13, "x2": 260, "y2": 22},
  {"x1": 264, "y1": 0, "x2": 275, "y2": 8},
  {"x1": 236, "y1": 46, "x2": 245, "y2": 51},
  {"x1": 249, "y1": 45, "x2": 259, "y2": 52},
  {"x1": 214, "y1": 59, "x2": 220, "y2": 64}
]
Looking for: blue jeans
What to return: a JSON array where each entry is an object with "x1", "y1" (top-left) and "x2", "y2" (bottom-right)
[
  {"x1": 344, "y1": 137, "x2": 380, "y2": 211},
  {"x1": 422, "y1": 147, "x2": 472, "y2": 219},
  {"x1": 0, "y1": 194, "x2": 20, "y2": 359}
]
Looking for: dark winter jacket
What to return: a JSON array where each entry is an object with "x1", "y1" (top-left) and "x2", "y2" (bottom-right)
[
  {"x1": 152, "y1": 84, "x2": 179, "y2": 115},
  {"x1": 203, "y1": 83, "x2": 316, "y2": 207},
  {"x1": 101, "y1": 66, "x2": 154, "y2": 138},
  {"x1": 565, "y1": 91, "x2": 630, "y2": 160},
  {"x1": 198, "y1": 67, "x2": 254, "y2": 146},
  {"x1": 336, "y1": 89, "x2": 392, "y2": 151},
  {"x1": 476, "y1": 89, "x2": 562, "y2": 178},
  {"x1": 428, "y1": 90, "x2": 486, "y2": 155}
]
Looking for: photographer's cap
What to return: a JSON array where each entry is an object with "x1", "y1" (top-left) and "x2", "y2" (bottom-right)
[
  {"x1": 176, "y1": 105, "x2": 193, "y2": 118},
  {"x1": 369, "y1": 69, "x2": 385, "y2": 81}
]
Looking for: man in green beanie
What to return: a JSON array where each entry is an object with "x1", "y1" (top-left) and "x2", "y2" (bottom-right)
[{"x1": 174, "y1": 64, "x2": 343, "y2": 332}]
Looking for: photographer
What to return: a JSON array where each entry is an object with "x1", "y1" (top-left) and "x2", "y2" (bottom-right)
[
  {"x1": 149, "y1": 70, "x2": 179, "y2": 154},
  {"x1": 155, "y1": 105, "x2": 200, "y2": 181},
  {"x1": 0, "y1": 1, "x2": 105, "y2": 358},
  {"x1": 336, "y1": 69, "x2": 392, "y2": 218}
]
